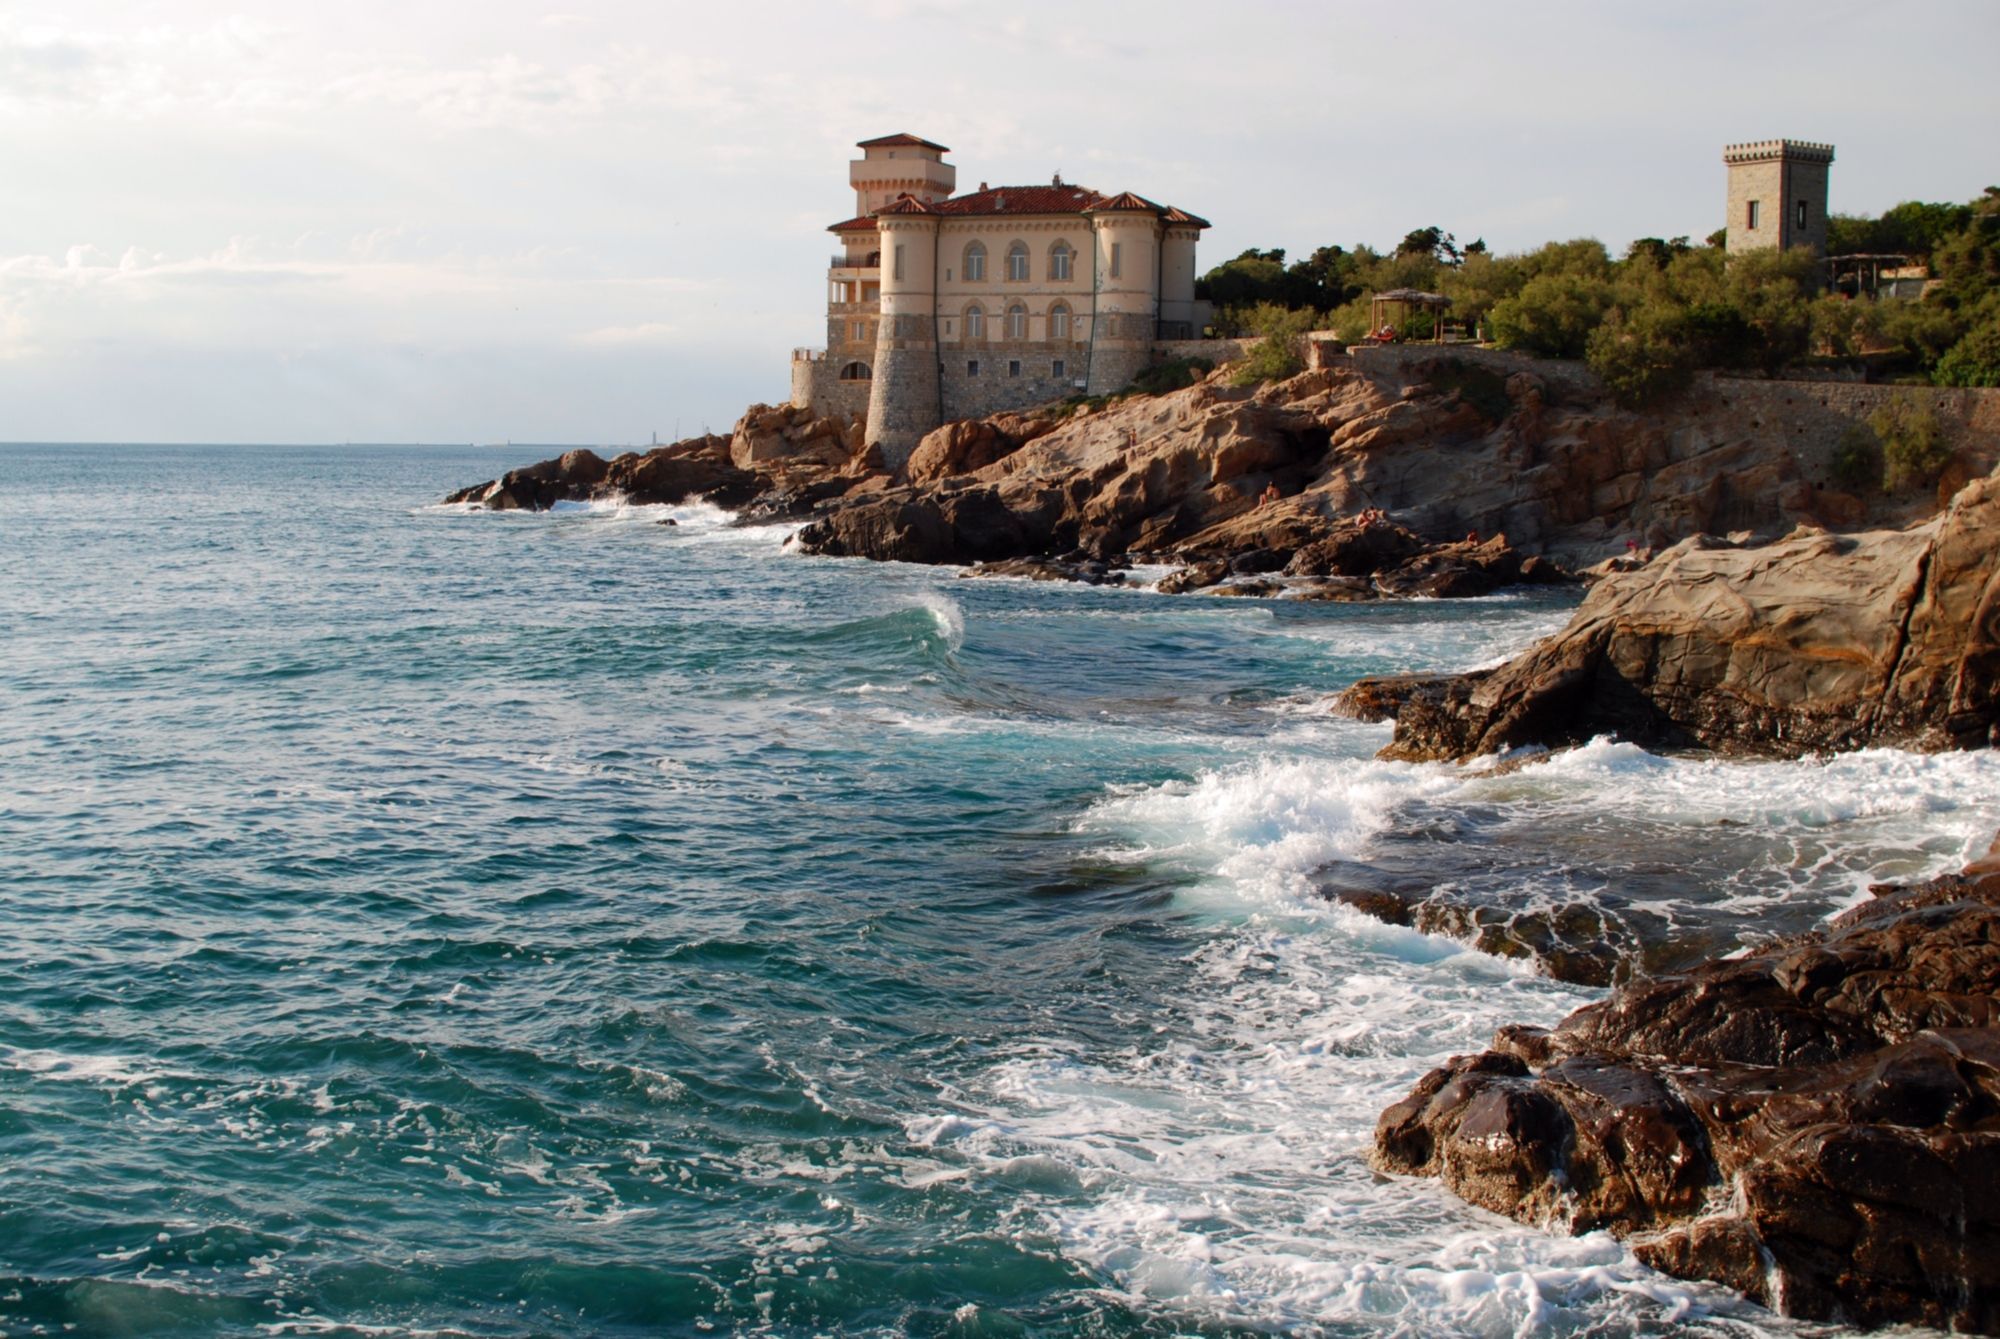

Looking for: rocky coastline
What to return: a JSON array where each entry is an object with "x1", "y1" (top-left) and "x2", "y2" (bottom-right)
[
  {"x1": 1373, "y1": 839, "x2": 2000, "y2": 1332},
  {"x1": 445, "y1": 352, "x2": 1999, "y2": 1331}
]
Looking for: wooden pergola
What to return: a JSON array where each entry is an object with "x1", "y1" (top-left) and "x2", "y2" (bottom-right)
[{"x1": 1369, "y1": 288, "x2": 1453, "y2": 344}]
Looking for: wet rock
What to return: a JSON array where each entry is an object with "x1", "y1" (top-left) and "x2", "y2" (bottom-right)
[
  {"x1": 1209, "y1": 579, "x2": 1281, "y2": 598},
  {"x1": 1373, "y1": 842, "x2": 2000, "y2": 1332},
  {"x1": 1285, "y1": 521, "x2": 1425, "y2": 577},
  {"x1": 1327, "y1": 885, "x2": 1636, "y2": 987},
  {"x1": 1156, "y1": 558, "x2": 1231, "y2": 595},
  {"x1": 1342, "y1": 468, "x2": 2000, "y2": 761},
  {"x1": 960, "y1": 557, "x2": 1124, "y2": 586},
  {"x1": 1292, "y1": 577, "x2": 1377, "y2": 602}
]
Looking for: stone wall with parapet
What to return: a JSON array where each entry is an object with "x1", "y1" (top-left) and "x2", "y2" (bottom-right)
[
  {"x1": 1151, "y1": 337, "x2": 1259, "y2": 366},
  {"x1": 1340, "y1": 341, "x2": 1604, "y2": 394},
  {"x1": 791, "y1": 358, "x2": 872, "y2": 422},
  {"x1": 1698, "y1": 373, "x2": 2000, "y2": 486}
]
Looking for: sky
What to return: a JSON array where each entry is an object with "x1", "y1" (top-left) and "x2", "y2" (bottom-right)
[{"x1": 2, "y1": 0, "x2": 1995, "y2": 445}]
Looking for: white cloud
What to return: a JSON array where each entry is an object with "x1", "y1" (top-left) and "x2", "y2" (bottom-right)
[{"x1": 0, "y1": 0, "x2": 1992, "y2": 441}]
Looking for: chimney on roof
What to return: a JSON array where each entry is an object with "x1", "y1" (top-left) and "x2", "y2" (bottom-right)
[
  {"x1": 979, "y1": 182, "x2": 987, "y2": 191},
  {"x1": 1052, "y1": 171, "x2": 1062, "y2": 186}
]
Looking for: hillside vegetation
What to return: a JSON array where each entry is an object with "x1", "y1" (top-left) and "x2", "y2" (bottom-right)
[{"x1": 1199, "y1": 188, "x2": 2000, "y2": 403}]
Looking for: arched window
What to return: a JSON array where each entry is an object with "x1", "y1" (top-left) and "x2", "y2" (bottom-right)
[
  {"x1": 1048, "y1": 241, "x2": 1074, "y2": 282},
  {"x1": 1006, "y1": 304, "x2": 1027, "y2": 339},
  {"x1": 963, "y1": 305, "x2": 985, "y2": 341},
  {"x1": 963, "y1": 241, "x2": 986, "y2": 283},
  {"x1": 838, "y1": 361, "x2": 871, "y2": 381},
  {"x1": 1006, "y1": 241, "x2": 1029, "y2": 282},
  {"x1": 1048, "y1": 303, "x2": 1071, "y2": 341}
]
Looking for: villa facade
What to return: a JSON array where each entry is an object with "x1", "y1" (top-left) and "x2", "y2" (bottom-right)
[{"x1": 791, "y1": 133, "x2": 1212, "y2": 463}]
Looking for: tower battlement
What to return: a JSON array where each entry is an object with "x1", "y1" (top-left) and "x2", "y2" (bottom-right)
[
  {"x1": 1723, "y1": 137, "x2": 1834, "y2": 257},
  {"x1": 1722, "y1": 139, "x2": 1835, "y2": 166}
]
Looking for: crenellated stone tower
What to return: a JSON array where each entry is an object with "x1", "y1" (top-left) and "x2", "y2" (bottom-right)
[{"x1": 1723, "y1": 139, "x2": 1834, "y2": 256}]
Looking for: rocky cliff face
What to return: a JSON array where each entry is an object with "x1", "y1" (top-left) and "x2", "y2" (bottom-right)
[
  {"x1": 447, "y1": 356, "x2": 1985, "y2": 600},
  {"x1": 795, "y1": 357, "x2": 1973, "y2": 574},
  {"x1": 1339, "y1": 468, "x2": 2000, "y2": 761},
  {"x1": 1374, "y1": 840, "x2": 2000, "y2": 1332}
]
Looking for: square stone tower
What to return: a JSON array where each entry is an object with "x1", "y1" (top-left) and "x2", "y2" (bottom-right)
[{"x1": 1723, "y1": 139, "x2": 1834, "y2": 256}]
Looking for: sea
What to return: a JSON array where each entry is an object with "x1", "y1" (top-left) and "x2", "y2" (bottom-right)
[{"x1": 3, "y1": 442, "x2": 1996, "y2": 1339}]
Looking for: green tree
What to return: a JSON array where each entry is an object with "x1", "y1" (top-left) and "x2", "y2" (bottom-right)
[
  {"x1": 1489, "y1": 272, "x2": 1618, "y2": 358},
  {"x1": 1934, "y1": 316, "x2": 2000, "y2": 387},
  {"x1": 1225, "y1": 304, "x2": 1320, "y2": 385},
  {"x1": 1871, "y1": 393, "x2": 1951, "y2": 492},
  {"x1": 1587, "y1": 307, "x2": 1696, "y2": 407}
]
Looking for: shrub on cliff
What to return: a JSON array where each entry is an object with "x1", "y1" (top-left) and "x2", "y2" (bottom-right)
[
  {"x1": 1933, "y1": 315, "x2": 2000, "y2": 386},
  {"x1": 1226, "y1": 306, "x2": 1318, "y2": 385},
  {"x1": 1129, "y1": 356, "x2": 1214, "y2": 396},
  {"x1": 1586, "y1": 308, "x2": 1696, "y2": 407},
  {"x1": 1829, "y1": 422, "x2": 1883, "y2": 490},
  {"x1": 1871, "y1": 393, "x2": 1951, "y2": 492}
]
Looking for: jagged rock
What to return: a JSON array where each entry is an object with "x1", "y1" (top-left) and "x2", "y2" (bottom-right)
[
  {"x1": 1333, "y1": 887, "x2": 1637, "y2": 987},
  {"x1": 1209, "y1": 579, "x2": 1281, "y2": 598},
  {"x1": 1340, "y1": 469, "x2": 2000, "y2": 761},
  {"x1": 1372, "y1": 842, "x2": 2000, "y2": 1332},
  {"x1": 905, "y1": 412, "x2": 1060, "y2": 485},
  {"x1": 1157, "y1": 559, "x2": 1230, "y2": 594},
  {"x1": 729, "y1": 403, "x2": 861, "y2": 472},
  {"x1": 1285, "y1": 520, "x2": 1426, "y2": 577},
  {"x1": 1293, "y1": 577, "x2": 1377, "y2": 602},
  {"x1": 960, "y1": 557, "x2": 1123, "y2": 585}
]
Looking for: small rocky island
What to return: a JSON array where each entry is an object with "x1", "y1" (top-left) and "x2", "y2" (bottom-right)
[{"x1": 446, "y1": 348, "x2": 2000, "y2": 1332}]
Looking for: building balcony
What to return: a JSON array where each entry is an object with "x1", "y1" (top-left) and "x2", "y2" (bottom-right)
[{"x1": 831, "y1": 255, "x2": 881, "y2": 271}]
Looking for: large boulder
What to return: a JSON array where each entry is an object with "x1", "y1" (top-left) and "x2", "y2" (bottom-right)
[
  {"x1": 1340, "y1": 468, "x2": 2000, "y2": 760},
  {"x1": 728, "y1": 403, "x2": 861, "y2": 472},
  {"x1": 1373, "y1": 842, "x2": 2000, "y2": 1333},
  {"x1": 443, "y1": 433, "x2": 754, "y2": 511},
  {"x1": 904, "y1": 411, "x2": 1060, "y2": 485}
]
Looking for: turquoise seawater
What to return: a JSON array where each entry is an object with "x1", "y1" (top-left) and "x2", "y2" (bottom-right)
[{"x1": 3, "y1": 444, "x2": 1997, "y2": 1338}]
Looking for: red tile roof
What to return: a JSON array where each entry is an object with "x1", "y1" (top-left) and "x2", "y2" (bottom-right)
[
  {"x1": 935, "y1": 184, "x2": 1106, "y2": 216},
  {"x1": 857, "y1": 132, "x2": 950, "y2": 152},
  {"x1": 826, "y1": 185, "x2": 1209, "y2": 231},
  {"x1": 1089, "y1": 191, "x2": 1162, "y2": 213}
]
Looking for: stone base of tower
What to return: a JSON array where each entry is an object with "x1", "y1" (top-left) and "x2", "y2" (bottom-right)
[{"x1": 865, "y1": 316, "x2": 941, "y2": 470}]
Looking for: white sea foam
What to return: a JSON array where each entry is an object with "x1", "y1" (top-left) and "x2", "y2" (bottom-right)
[
  {"x1": 912, "y1": 590, "x2": 965, "y2": 653},
  {"x1": 0, "y1": 1045, "x2": 179, "y2": 1088},
  {"x1": 914, "y1": 742, "x2": 2000, "y2": 1335}
]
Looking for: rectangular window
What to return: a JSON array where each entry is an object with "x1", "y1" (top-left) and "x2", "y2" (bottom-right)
[
  {"x1": 967, "y1": 359, "x2": 980, "y2": 376},
  {"x1": 945, "y1": 268, "x2": 953, "y2": 282},
  {"x1": 943, "y1": 320, "x2": 953, "y2": 335},
  {"x1": 1796, "y1": 199, "x2": 1808, "y2": 229},
  {"x1": 1008, "y1": 360, "x2": 1021, "y2": 378},
  {"x1": 1110, "y1": 243, "x2": 1122, "y2": 278},
  {"x1": 894, "y1": 244, "x2": 905, "y2": 280},
  {"x1": 852, "y1": 321, "x2": 864, "y2": 340},
  {"x1": 1052, "y1": 359, "x2": 1065, "y2": 380},
  {"x1": 1746, "y1": 200, "x2": 1760, "y2": 230}
]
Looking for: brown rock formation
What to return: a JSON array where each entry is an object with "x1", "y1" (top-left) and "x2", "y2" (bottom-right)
[
  {"x1": 1339, "y1": 468, "x2": 2000, "y2": 760},
  {"x1": 1372, "y1": 842, "x2": 2000, "y2": 1332},
  {"x1": 904, "y1": 412, "x2": 1061, "y2": 486},
  {"x1": 442, "y1": 406, "x2": 867, "y2": 515},
  {"x1": 796, "y1": 356, "x2": 1984, "y2": 575}
]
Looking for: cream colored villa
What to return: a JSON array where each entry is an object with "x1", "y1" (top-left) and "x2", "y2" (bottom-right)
[{"x1": 790, "y1": 133, "x2": 1212, "y2": 462}]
